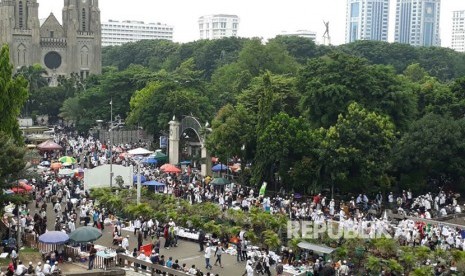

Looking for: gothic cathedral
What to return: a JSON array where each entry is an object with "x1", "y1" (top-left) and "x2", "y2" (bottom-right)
[{"x1": 0, "y1": 0, "x2": 101, "y2": 83}]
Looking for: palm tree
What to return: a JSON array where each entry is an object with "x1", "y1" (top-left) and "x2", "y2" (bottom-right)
[{"x1": 16, "y1": 64, "x2": 48, "y2": 92}]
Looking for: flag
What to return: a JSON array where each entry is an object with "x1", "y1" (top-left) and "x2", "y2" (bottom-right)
[
  {"x1": 109, "y1": 100, "x2": 112, "y2": 105},
  {"x1": 259, "y1": 182, "x2": 267, "y2": 196}
]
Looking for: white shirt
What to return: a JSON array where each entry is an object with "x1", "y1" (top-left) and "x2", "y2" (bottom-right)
[
  {"x1": 15, "y1": 264, "x2": 27, "y2": 275},
  {"x1": 122, "y1": 237, "x2": 129, "y2": 249},
  {"x1": 204, "y1": 246, "x2": 212, "y2": 258},
  {"x1": 43, "y1": 263, "x2": 51, "y2": 274},
  {"x1": 245, "y1": 264, "x2": 254, "y2": 276}
]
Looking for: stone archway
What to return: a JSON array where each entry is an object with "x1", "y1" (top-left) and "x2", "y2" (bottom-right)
[{"x1": 168, "y1": 116, "x2": 211, "y2": 177}]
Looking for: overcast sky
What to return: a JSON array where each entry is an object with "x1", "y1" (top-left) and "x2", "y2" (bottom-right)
[{"x1": 37, "y1": 0, "x2": 465, "y2": 47}]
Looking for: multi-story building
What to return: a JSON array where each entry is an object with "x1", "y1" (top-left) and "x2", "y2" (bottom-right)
[
  {"x1": 280, "y1": 30, "x2": 317, "y2": 41},
  {"x1": 198, "y1": 14, "x2": 239, "y2": 40},
  {"x1": 451, "y1": 10, "x2": 465, "y2": 52},
  {"x1": 0, "y1": 0, "x2": 101, "y2": 81},
  {"x1": 101, "y1": 20, "x2": 174, "y2": 46},
  {"x1": 345, "y1": 0, "x2": 389, "y2": 43},
  {"x1": 395, "y1": 0, "x2": 441, "y2": 47}
]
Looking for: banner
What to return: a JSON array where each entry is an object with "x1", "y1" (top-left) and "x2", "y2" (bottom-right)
[
  {"x1": 139, "y1": 243, "x2": 153, "y2": 256},
  {"x1": 160, "y1": 136, "x2": 168, "y2": 149},
  {"x1": 259, "y1": 182, "x2": 267, "y2": 196}
]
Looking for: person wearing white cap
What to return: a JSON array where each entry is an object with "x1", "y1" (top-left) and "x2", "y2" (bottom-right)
[
  {"x1": 15, "y1": 260, "x2": 27, "y2": 276},
  {"x1": 42, "y1": 260, "x2": 51, "y2": 275},
  {"x1": 340, "y1": 260, "x2": 349, "y2": 275},
  {"x1": 242, "y1": 260, "x2": 254, "y2": 276},
  {"x1": 35, "y1": 262, "x2": 44, "y2": 276}
]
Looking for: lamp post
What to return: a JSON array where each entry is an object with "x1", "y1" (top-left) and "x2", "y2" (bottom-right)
[
  {"x1": 109, "y1": 98, "x2": 113, "y2": 188},
  {"x1": 16, "y1": 181, "x2": 21, "y2": 248}
]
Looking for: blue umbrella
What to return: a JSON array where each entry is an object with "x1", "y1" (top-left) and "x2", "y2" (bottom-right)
[
  {"x1": 133, "y1": 174, "x2": 146, "y2": 183},
  {"x1": 143, "y1": 180, "x2": 165, "y2": 187},
  {"x1": 212, "y1": 164, "x2": 228, "y2": 172},
  {"x1": 39, "y1": 231, "x2": 69, "y2": 245},
  {"x1": 180, "y1": 160, "x2": 191, "y2": 165}
]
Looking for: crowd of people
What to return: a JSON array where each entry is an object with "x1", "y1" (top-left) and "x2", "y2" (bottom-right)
[{"x1": 4, "y1": 129, "x2": 464, "y2": 276}]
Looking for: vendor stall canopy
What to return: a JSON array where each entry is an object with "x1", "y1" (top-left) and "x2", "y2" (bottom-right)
[{"x1": 297, "y1": 242, "x2": 335, "y2": 255}]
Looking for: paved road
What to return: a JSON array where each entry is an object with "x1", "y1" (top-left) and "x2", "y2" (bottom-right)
[{"x1": 28, "y1": 200, "x2": 275, "y2": 276}]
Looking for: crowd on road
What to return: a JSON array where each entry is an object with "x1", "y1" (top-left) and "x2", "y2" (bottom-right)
[{"x1": 7, "y1": 129, "x2": 464, "y2": 275}]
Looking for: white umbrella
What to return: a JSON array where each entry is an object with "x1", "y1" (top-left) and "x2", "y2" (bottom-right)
[
  {"x1": 128, "y1": 147, "x2": 153, "y2": 155},
  {"x1": 58, "y1": 168, "x2": 75, "y2": 176}
]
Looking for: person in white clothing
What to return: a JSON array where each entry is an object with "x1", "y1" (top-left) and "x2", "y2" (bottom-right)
[
  {"x1": 121, "y1": 235, "x2": 129, "y2": 250},
  {"x1": 42, "y1": 260, "x2": 51, "y2": 275},
  {"x1": 242, "y1": 260, "x2": 254, "y2": 276},
  {"x1": 204, "y1": 243, "x2": 212, "y2": 270},
  {"x1": 35, "y1": 262, "x2": 44, "y2": 276}
]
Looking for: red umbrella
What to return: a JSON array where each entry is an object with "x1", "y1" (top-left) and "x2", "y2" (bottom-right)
[
  {"x1": 19, "y1": 183, "x2": 32, "y2": 191},
  {"x1": 37, "y1": 140, "x2": 62, "y2": 151},
  {"x1": 11, "y1": 187, "x2": 27, "y2": 194},
  {"x1": 161, "y1": 164, "x2": 181, "y2": 174}
]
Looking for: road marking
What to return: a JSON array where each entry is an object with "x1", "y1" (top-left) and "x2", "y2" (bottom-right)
[{"x1": 179, "y1": 255, "x2": 201, "y2": 261}]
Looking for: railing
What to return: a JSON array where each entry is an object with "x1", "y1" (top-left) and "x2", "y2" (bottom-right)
[
  {"x1": 77, "y1": 31, "x2": 94, "y2": 37},
  {"x1": 13, "y1": 29, "x2": 32, "y2": 35},
  {"x1": 40, "y1": 38, "x2": 67, "y2": 47},
  {"x1": 116, "y1": 254, "x2": 190, "y2": 276}
]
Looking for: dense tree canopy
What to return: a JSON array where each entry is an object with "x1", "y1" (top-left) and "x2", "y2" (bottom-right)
[
  {"x1": 18, "y1": 36, "x2": 465, "y2": 194},
  {"x1": 0, "y1": 45, "x2": 29, "y2": 144}
]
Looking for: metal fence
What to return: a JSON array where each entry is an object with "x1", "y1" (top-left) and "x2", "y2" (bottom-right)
[{"x1": 96, "y1": 129, "x2": 152, "y2": 145}]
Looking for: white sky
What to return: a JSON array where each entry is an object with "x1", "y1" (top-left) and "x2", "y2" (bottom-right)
[{"x1": 37, "y1": 0, "x2": 465, "y2": 47}]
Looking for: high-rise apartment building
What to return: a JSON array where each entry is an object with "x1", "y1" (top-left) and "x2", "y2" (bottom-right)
[
  {"x1": 345, "y1": 0, "x2": 389, "y2": 43},
  {"x1": 395, "y1": 0, "x2": 441, "y2": 47},
  {"x1": 101, "y1": 20, "x2": 173, "y2": 46},
  {"x1": 198, "y1": 14, "x2": 239, "y2": 40},
  {"x1": 451, "y1": 11, "x2": 465, "y2": 52},
  {"x1": 280, "y1": 30, "x2": 317, "y2": 41}
]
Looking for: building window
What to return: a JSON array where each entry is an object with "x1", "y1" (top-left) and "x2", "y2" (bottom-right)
[
  {"x1": 17, "y1": 44, "x2": 26, "y2": 66},
  {"x1": 82, "y1": 8, "x2": 87, "y2": 31},
  {"x1": 50, "y1": 31, "x2": 54, "y2": 38},
  {"x1": 80, "y1": 46, "x2": 89, "y2": 67},
  {"x1": 18, "y1": 1, "x2": 24, "y2": 29}
]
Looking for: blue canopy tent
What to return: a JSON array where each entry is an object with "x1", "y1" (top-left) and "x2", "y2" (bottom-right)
[
  {"x1": 212, "y1": 164, "x2": 228, "y2": 172},
  {"x1": 143, "y1": 157, "x2": 158, "y2": 165},
  {"x1": 132, "y1": 174, "x2": 146, "y2": 183},
  {"x1": 143, "y1": 180, "x2": 165, "y2": 192}
]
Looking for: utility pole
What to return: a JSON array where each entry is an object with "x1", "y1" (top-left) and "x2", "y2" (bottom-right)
[{"x1": 109, "y1": 98, "x2": 113, "y2": 188}]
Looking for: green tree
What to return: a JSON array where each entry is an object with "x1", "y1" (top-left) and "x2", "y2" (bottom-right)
[
  {"x1": 267, "y1": 35, "x2": 318, "y2": 64},
  {"x1": 0, "y1": 44, "x2": 29, "y2": 144},
  {"x1": 393, "y1": 113, "x2": 465, "y2": 192},
  {"x1": 15, "y1": 64, "x2": 48, "y2": 93},
  {"x1": 321, "y1": 103, "x2": 396, "y2": 193},
  {"x1": 254, "y1": 112, "x2": 315, "y2": 189},
  {"x1": 0, "y1": 131, "x2": 26, "y2": 186},
  {"x1": 298, "y1": 52, "x2": 417, "y2": 129},
  {"x1": 206, "y1": 104, "x2": 254, "y2": 165}
]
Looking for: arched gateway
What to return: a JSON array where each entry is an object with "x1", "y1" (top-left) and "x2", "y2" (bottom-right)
[{"x1": 168, "y1": 116, "x2": 211, "y2": 177}]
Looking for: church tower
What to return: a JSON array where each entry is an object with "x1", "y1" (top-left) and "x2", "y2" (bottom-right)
[
  {"x1": 62, "y1": 0, "x2": 101, "y2": 78},
  {"x1": 1, "y1": 0, "x2": 101, "y2": 81},
  {"x1": 0, "y1": 0, "x2": 40, "y2": 69}
]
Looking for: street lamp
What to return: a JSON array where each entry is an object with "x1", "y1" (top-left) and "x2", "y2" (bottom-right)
[{"x1": 109, "y1": 99, "x2": 113, "y2": 188}]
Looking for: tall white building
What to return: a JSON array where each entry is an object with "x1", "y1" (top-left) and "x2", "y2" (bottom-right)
[
  {"x1": 101, "y1": 20, "x2": 174, "y2": 46},
  {"x1": 394, "y1": 0, "x2": 441, "y2": 47},
  {"x1": 345, "y1": 0, "x2": 389, "y2": 43},
  {"x1": 451, "y1": 10, "x2": 465, "y2": 52},
  {"x1": 280, "y1": 30, "x2": 317, "y2": 41},
  {"x1": 198, "y1": 14, "x2": 239, "y2": 40}
]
